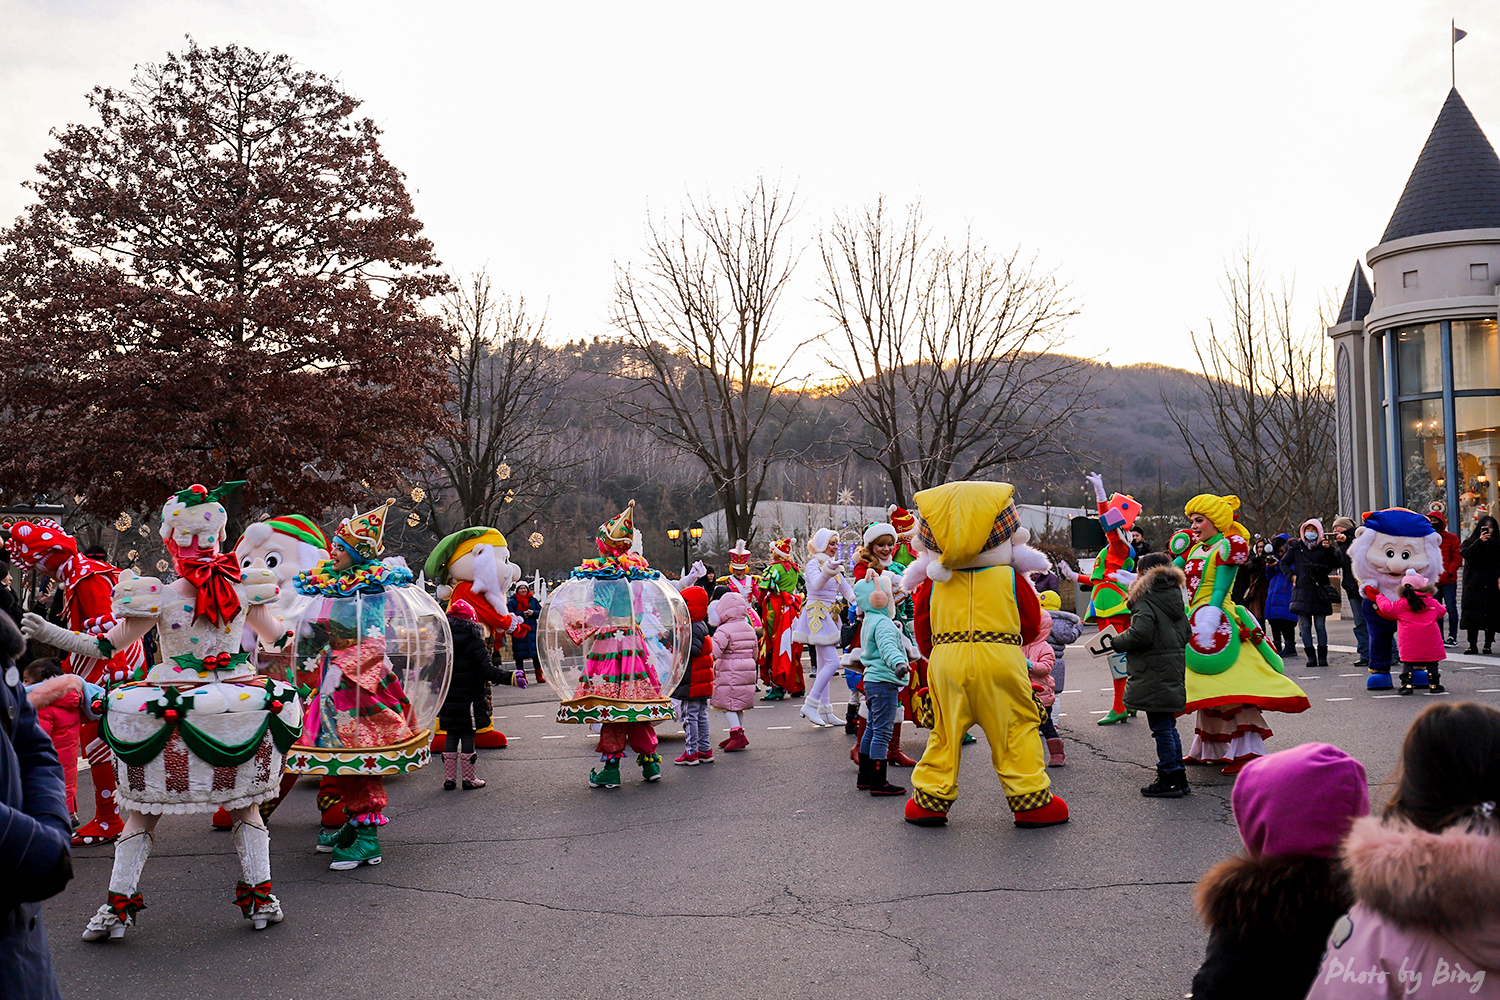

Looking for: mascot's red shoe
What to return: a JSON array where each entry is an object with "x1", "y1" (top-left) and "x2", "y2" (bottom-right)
[
  {"x1": 473, "y1": 727, "x2": 508, "y2": 749},
  {"x1": 904, "y1": 797, "x2": 949, "y2": 827},
  {"x1": 211, "y1": 807, "x2": 234, "y2": 831},
  {"x1": 1013, "y1": 795, "x2": 1069, "y2": 828}
]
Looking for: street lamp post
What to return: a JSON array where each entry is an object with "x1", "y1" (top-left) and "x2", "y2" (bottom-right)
[{"x1": 665, "y1": 520, "x2": 704, "y2": 575}]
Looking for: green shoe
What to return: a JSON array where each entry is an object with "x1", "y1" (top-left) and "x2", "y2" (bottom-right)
[
  {"x1": 589, "y1": 760, "x2": 622, "y2": 788},
  {"x1": 961, "y1": 732, "x2": 977, "y2": 745},
  {"x1": 760, "y1": 686, "x2": 785, "y2": 701},
  {"x1": 316, "y1": 823, "x2": 352, "y2": 854},
  {"x1": 1096, "y1": 709, "x2": 1131, "y2": 725},
  {"x1": 328, "y1": 824, "x2": 381, "y2": 870},
  {"x1": 638, "y1": 752, "x2": 662, "y2": 782}
]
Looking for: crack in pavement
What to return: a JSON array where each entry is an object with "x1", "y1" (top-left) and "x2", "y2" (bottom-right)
[{"x1": 1063, "y1": 733, "x2": 1156, "y2": 772}]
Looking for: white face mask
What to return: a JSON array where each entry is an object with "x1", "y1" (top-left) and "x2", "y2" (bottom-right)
[{"x1": 1304, "y1": 530, "x2": 1318, "y2": 542}]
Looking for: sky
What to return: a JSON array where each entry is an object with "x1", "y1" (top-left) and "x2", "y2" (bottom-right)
[{"x1": 2, "y1": 0, "x2": 1498, "y2": 369}]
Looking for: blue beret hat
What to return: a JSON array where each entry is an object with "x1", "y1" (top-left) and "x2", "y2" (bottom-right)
[{"x1": 1361, "y1": 507, "x2": 1436, "y2": 538}]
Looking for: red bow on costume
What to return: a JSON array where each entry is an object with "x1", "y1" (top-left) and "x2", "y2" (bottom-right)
[{"x1": 175, "y1": 552, "x2": 244, "y2": 626}]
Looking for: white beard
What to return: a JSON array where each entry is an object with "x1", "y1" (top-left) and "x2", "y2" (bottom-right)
[{"x1": 471, "y1": 544, "x2": 509, "y2": 600}]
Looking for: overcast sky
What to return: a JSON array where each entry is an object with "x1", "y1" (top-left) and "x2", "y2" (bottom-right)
[{"x1": 3, "y1": 0, "x2": 1497, "y2": 369}]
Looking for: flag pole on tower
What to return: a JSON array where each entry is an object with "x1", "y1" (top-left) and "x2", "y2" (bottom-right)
[{"x1": 1453, "y1": 20, "x2": 1467, "y2": 90}]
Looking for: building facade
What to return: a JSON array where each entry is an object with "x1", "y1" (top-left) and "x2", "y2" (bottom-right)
[{"x1": 1332, "y1": 89, "x2": 1500, "y2": 528}]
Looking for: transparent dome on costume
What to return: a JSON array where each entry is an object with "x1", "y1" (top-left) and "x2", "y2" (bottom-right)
[
  {"x1": 539, "y1": 574, "x2": 690, "y2": 725},
  {"x1": 279, "y1": 585, "x2": 452, "y2": 775}
]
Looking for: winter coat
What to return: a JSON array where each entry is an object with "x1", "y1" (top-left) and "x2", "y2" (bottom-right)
[
  {"x1": 507, "y1": 593, "x2": 541, "y2": 658},
  {"x1": 1024, "y1": 614, "x2": 1056, "y2": 707},
  {"x1": 0, "y1": 614, "x2": 72, "y2": 1000},
  {"x1": 1460, "y1": 529, "x2": 1500, "y2": 633},
  {"x1": 1286, "y1": 520, "x2": 1335, "y2": 617},
  {"x1": 1372, "y1": 592, "x2": 1447, "y2": 664},
  {"x1": 1264, "y1": 535, "x2": 1296, "y2": 622},
  {"x1": 1334, "y1": 537, "x2": 1362, "y2": 603},
  {"x1": 1430, "y1": 512, "x2": 1463, "y2": 587},
  {"x1": 858, "y1": 612, "x2": 910, "y2": 687},
  {"x1": 438, "y1": 617, "x2": 512, "y2": 732},
  {"x1": 1110, "y1": 565, "x2": 1191, "y2": 714},
  {"x1": 709, "y1": 592, "x2": 758, "y2": 713},
  {"x1": 1044, "y1": 608, "x2": 1081, "y2": 695},
  {"x1": 672, "y1": 587, "x2": 714, "y2": 701},
  {"x1": 1189, "y1": 853, "x2": 1354, "y2": 1000},
  {"x1": 1306, "y1": 815, "x2": 1500, "y2": 998}
]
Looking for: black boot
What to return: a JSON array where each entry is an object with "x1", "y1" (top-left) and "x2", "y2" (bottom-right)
[
  {"x1": 856, "y1": 753, "x2": 873, "y2": 791},
  {"x1": 1317, "y1": 644, "x2": 1328, "y2": 666},
  {"x1": 1304, "y1": 645, "x2": 1317, "y2": 668},
  {"x1": 868, "y1": 758, "x2": 906, "y2": 797},
  {"x1": 1398, "y1": 671, "x2": 1414, "y2": 696},
  {"x1": 845, "y1": 702, "x2": 859, "y2": 735},
  {"x1": 1141, "y1": 766, "x2": 1190, "y2": 798},
  {"x1": 1429, "y1": 668, "x2": 1445, "y2": 694}
]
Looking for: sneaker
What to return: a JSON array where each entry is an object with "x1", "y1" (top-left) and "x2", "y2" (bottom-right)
[
  {"x1": 1445, "y1": 636, "x2": 1459, "y2": 647},
  {"x1": 697, "y1": 750, "x2": 714, "y2": 763},
  {"x1": 1353, "y1": 658, "x2": 1370, "y2": 667},
  {"x1": 1141, "y1": 768, "x2": 1190, "y2": 798},
  {"x1": 673, "y1": 751, "x2": 700, "y2": 766}
]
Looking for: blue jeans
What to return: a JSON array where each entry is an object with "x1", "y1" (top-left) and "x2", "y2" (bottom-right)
[
  {"x1": 1347, "y1": 594, "x2": 1370, "y2": 660},
  {"x1": 858, "y1": 681, "x2": 900, "y2": 759},
  {"x1": 1146, "y1": 711, "x2": 1183, "y2": 773},
  {"x1": 1437, "y1": 582, "x2": 1458, "y2": 639},
  {"x1": 1298, "y1": 614, "x2": 1327, "y2": 650}
]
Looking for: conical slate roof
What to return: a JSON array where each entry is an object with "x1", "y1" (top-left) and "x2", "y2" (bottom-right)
[
  {"x1": 1337, "y1": 263, "x2": 1373, "y2": 324},
  {"x1": 1381, "y1": 89, "x2": 1500, "y2": 243}
]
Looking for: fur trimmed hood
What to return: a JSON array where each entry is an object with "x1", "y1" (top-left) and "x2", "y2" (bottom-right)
[
  {"x1": 1126, "y1": 563, "x2": 1185, "y2": 605},
  {"x1": 1344, "y1": 815, "x2": 1500, "y2": 938},
  {"x1": 1196, "y1": 852, "x2": 1351, "y2": 936}
]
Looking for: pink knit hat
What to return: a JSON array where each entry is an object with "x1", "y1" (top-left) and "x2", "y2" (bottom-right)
[
  {"x1": 1401, "y1": 569, "x2": 1430, "y2": 590},
  {"x1": 1231, "y1": 743, "x2": 1369, "y2": 858}
]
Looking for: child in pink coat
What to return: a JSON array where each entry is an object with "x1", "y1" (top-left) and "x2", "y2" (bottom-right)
[
  {"x1": 710, "y1": 592, "x2": 759, "y2": 752},
  {"x1": 1024, "y1": 614, "x2": 1065, "y2": 766},
  {"x1": 1372, "y1": 570, "x2": 1447, "y2": 697}
]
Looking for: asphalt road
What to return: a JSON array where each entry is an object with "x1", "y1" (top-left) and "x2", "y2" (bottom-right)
[{"x1": 42, "y1": 618, "x2": 1500, "y2": 1000}]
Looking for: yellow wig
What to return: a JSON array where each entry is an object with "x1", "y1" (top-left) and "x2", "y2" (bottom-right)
[{"x1": 1184, "y1": 493, "x2": 1248, "y2": 540}]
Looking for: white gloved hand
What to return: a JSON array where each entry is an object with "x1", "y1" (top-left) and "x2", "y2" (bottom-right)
[
  {"x1": 1085, "y1": 472, "x2": 1107, "y2": 502},
  {"x1": 1192, "y1": 606, "x2": 1224, "y2": 648},
  {"x1": 22, "y1": 612, "x2": 98, "y2": 658},
  {"x1": 1112, "y1": 568, "x2": 1137, "y2": 587},
  {"x1": 827, "y1": 559, "x2": 847, "y2": 576}
]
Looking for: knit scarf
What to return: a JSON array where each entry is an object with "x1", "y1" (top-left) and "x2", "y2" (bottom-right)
[{"x1": 174, "y1": 550, "x2": 243, "y2": 626}]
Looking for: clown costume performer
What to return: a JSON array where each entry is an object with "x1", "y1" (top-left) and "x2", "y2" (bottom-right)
[
  {"x1": 1084, "y1": 472, "x2": 1144, "y2": 726},
  {"x1": 6, "y1": 518, "x2": 147, "y2": 845},
  {"x1": 285, "y1": 499, "x2": 452, "y2": 871},
  {"x1": 793, "y1": 528, "x2": 857, "y2": 727},
  {"x1": 541, "y1": 502, "x2": 689, "y2": 788},
  {"x1": 757, "y1": 538, "x2": 804, "y2": 701},
  {"x1": 21, "y1": 483, "x2": 303, "y2": 938},
  {"x1": 1172, "y1": 494, "x2": 1310, "y2": 774}
]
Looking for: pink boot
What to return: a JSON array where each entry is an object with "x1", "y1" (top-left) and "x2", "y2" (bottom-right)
[{"x1": 721, "y1": 728, "x2": 749, "y2": 752}]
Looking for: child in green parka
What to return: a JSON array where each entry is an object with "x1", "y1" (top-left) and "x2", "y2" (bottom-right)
[{"x1": 1106, "y1": 552, "x2": 1193, "y2": 799}]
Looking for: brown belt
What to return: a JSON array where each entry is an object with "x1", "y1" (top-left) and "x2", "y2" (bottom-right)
[{"x1": 930, "y1": 630, "x2": 1023, "y2": 646}]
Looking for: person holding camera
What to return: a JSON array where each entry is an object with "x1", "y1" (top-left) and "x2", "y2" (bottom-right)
[
  {"x1": 1426, "y1": 510, "x2": 1462, "y2": 646},
  {"x1": 1285, "y1": 518, "x2": 1335, "y2": 668},
  {"x1": 1459, "y1": 515, "x2": 1500, "y2": 654}
]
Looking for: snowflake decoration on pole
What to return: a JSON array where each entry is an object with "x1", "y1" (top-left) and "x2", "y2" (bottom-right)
[{"x1": 836, "y1": 488, "x2": 855, "y2": 506}]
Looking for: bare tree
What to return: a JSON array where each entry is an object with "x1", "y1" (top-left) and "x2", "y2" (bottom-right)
[
  {"x1": 1164, "y1": 249, "x2": 1337, "y2": 533},
  {"x1": 413, "y1": 272, "x2": 581, "y2": 539},
  {"x1": 610, "y1": 178, "x2": 811, "y2": 542},
  {"x1": 819, "y1": 198, "x2": 1092, "y2": 506}
]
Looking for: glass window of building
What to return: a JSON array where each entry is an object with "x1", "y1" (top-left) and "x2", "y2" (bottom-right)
[
  {"x1": 1452, "y1": 318, "x2": 1499, "y2": 391},
  {"x1": 1396, "y1": 323, "x2": 1443, "y2": 395},
  {"x1": 1456, "y1": 394, "x2": 1500, "y2": 529},
  {"x1": 1399, "y1": 398, "x2": 1446, "y2": 512}
]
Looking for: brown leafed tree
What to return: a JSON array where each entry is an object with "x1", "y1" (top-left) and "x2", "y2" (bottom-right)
[
  {"x1": 0, "y1": 40, "x2": 452, "y2": 529},
  {"x1": 1163, "y1": 249, "x2": 1337, "y2": 533},
  {"x1": 819, "y1": 198, "x2": 1092, "y2": 506},
  {"x1": 411, "y1": 273, "x2": 582, "y2": 540},
  {"x1": 610, "y1": 178, "x2": 811, "y2": 543}
]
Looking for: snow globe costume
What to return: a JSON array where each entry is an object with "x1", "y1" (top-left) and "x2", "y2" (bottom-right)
[
  {"x1": 1082, "y1": 473, "x2": 1142, "y2": 726},
  {"x1": 538, "y1": 502, "x2": 689, "y2": 787},
  {"x1": 424, "y1": 526, "x2": 525, "y2": 749},
  {"x1": 793, "y1": 528, "x2": 857, "y2": 728},
  {"x1": 20, "y1": 483, "x2": 303, "y2": 937},
  {"x1": 1348, "y1": 508, "x2": 1443, "y2": 691},
  {"x1": 1170, "y1": 493, "x2": 1310, "y2": 774},
  {"x1": 756, "y1": 538, "x2": 803, "y2": 701},
  {"x1": 282, "y1": 499, "x2": 453, "y2": 870},
  {"x1": 899, "y1": 481, "x2": 1069, "y2": 829},
  {"x1": 6, "y1": 518, "x2": 147, "y2": 845}
]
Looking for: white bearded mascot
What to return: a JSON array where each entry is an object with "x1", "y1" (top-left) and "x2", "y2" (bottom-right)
[{"x1": 1349, "y1": 508, "x2": 1443, "y2": 691}]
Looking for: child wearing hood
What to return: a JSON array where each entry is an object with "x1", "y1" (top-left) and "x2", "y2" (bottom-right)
[
  {"x1": 672, "y1": 586, "x2": 715, "y2": 765},
  {"x1": 1106, "y1": 552, "x2": 1192, "y2": 798},
  {"x1": 1038, "y1": 591, "x2": 1082, "y2": 766},
  {"x1": 1373, "y1": 570, "x2": 1448, "y2": 696},
  {"x1": 1189, "y1": 742, "x2": 1368, "y2": 1000},
  {"x1": 1306, "y1": 702, "x2": 1500, "y2": 998},
  {"x1": 853, "y1": 573, "x2": 909, "y2": 798},
  {"x1": 709, "y1": 591, "x2": 758, "y2": 752}
]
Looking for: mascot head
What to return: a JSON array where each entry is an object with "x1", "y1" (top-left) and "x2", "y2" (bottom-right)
[
  {"x1": 236, "y1": 515, "x2": 330, "y2": 588},
  {"x1": 1348, "y1": 507, "x2": 1441, "y2": 597},
  {"x1": 424, "y1": 526, "x2": 520, "y2": 601},
  {"x1": 902, "y1": 481, "x2": 1041, "y2": 587}
]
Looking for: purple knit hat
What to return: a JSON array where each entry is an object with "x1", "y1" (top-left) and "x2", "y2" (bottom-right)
[{"x1": 1231, "y1": 742, "x2": 1369, "y2": 858}]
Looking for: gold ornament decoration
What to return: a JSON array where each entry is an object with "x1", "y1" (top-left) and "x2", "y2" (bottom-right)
[
  {"x1": 156, "y1": 559, "x2": 170, "y2": 572},
  {"x1": 127, "y1": 549, "x2": 138, "y2": 561},
  {"x1": 115, "y1": 513, "x2": 132, "y2": 531},
  {"x1": 407, "y1": 512, "x2": 421, "y2": 528},
  {"x1": 504, "y1": 489, "x2": 515, "y2": 503},
  {"x1": 138, "y1": 525, "x2": 149, "y2": 537},
  {"x1": 410, "y1": 487, "x2": 426, "y2": 504},
  {"x1": 496, "y1": 463, "x2": 511, "y2": 480},
  {"x1": 528, "y1": 532, "x2": 543, "y2": 548}
]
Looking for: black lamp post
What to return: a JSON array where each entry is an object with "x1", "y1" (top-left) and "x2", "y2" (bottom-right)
[{"x1": 665, "y1": 520, "x2": 704, "y2": 575}]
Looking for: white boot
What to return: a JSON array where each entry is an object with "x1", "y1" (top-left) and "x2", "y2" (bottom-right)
[
  {"x1": 232, "y1": 820, "x2": 283, "y2": 930},
  {"x1": 799, "y1": 699, "x2": 828, "y2": 727},
  {"x1": 83, "y1": 829, "x2": 153, "y2": 941},
  {"x1": 818, "y1": 700, "x2": 843, "y2": 726}
]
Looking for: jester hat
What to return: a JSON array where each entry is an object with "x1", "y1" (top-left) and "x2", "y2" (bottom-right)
[
  {"x1": 597, "y1": 501, "x2": 635, "y2": 554},
  {"x1": 334, "y1": 498, "x2": 396, "y2": 562}
]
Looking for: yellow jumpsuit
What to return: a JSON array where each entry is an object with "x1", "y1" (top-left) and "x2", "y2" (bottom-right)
[{"x1": 910, "y1": 565, "x2": 1053, "y2": 815}]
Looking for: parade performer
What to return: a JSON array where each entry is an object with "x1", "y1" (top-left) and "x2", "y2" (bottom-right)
[
  {"x1": 424, "y1": 526, "x2": 526, "y2": 747},
  {"x1": 1084, "y1": 472, "x2": 1143, "y2": 726},
  {"x1": 7, "y1": 518, "x2": 146, "y2": 845},
  {"x1": 1170, "y1": 493, "x2": 1310, "y2": 774},
  {"x1": 709, "y1": 540, "x2": 761, "y2": 630},
  {"x1": 756, "y1": 538, "x2": 803, "y2": 701},
  {"x1": 286, "y1": 499, "x2": 452, "y2": 871},
  {"x1": 1348, "y1": 508, "x2": 1443, "y2": 691},
  {"x1": 20, "y1": 483, "x2": 303, "y2": 937},
  {"x1": 793, "y1": 528, "x2": 857, "y2": 727},
  {"x1": 899, "y1": 481, "x2": 1069, "y2": 829},
  {"x1": 540, "y1": 502, "x2": 689, "y2": 788}
]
